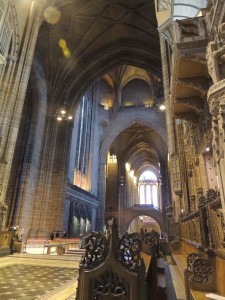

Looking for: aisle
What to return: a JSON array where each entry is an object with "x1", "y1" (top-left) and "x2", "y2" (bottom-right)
[{"x1": 151, "y1": 255, "x2": 186, "y2": 300}]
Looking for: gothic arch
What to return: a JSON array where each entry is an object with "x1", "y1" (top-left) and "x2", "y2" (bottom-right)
[
  {"x1": 124, "y1": 210, "x2": 163, "y2": 233},
  {"x1": 58, "y1": 43, "x2": 161, "y2": 113},
  {"x1": 99, "y1": 110, "x2": 167, "y2": 164}
]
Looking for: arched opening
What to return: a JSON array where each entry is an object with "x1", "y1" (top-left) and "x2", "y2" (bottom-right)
[
  {"x1": 127, "y1": 215, "x2": 161, "y2": 233},
  {"x1": 65, "y1": 64, "x2": 167, "y2": 235}
]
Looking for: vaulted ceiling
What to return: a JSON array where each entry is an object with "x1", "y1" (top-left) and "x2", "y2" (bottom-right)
[{"x1": 35, "y1": 0, "x2": 162, "y2": 111}]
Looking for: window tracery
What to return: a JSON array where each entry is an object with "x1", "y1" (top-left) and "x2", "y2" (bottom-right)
[{"x1": 138, "y1": 171, "x2": 159, "y2": 207}]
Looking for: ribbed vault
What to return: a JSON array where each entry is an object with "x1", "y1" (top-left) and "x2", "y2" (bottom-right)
[{"x1": 35, "y1": 0, "x2": 162, "y2": 113}]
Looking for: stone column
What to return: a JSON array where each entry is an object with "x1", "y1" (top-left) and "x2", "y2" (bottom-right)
[
  {"x1": 0, "y1": 1, "x2": 44, "y2": 230},
  {"x1": 22, "y1": 116, "x2": 74, "y2": 239},
  {"x1": 97, "y1": 162, "x2": 106, "y2": 230},
  {"x1": 91, "y1": 207, "x2": 96, "y2": 231},
  {"x1": 159, "y1": 36, "x2": 175, "y2": 156}
]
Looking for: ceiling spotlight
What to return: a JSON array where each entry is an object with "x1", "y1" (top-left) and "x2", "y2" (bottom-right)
[
  {"x1": 206, "y1": 147, "x2": 210, "y2": 152},
  {"x1": 57, "y1": 116, "x2": 62, "y2": 121},
  {"x1": 61, "y1": 110, "x2": 66, "y2": 114},
  {"x1": 68, "y1": 115, "x2": 73, "y2": 120},
  {"x1": 159, "y1": 104, "x2": 166, "y2": 111}
]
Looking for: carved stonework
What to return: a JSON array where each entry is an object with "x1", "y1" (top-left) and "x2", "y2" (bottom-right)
[
  {"x1": 177, "y1": 19, "x2": 199, "y2": 39},
  {"x1": 206, "y1": 41, "x2": 220, "y2": 83},
  {"x1": 171, "y1": 153, "x2": 182, "y2": 194},
  {"x1": 216, "y1": 209, "x2": 225, "y2": 246},
  {"x1": 166, "y1": 203, "x2": 174, "y2": 217},
  {"x1": 80, "y1": 231, "x2": 108, "y2": 268},
  {"x1": 94, "y1": 271, "x2": 129, "y2": 299},
  {"x1": 190, "y1": 257, "x2": 213, "y2": 284},
  {"x1": 118, "y1": 232, "x2": 143, "y2": 270}
]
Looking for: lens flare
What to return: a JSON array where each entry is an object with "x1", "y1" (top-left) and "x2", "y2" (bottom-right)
[{"x1": 44, "y1": 6, "x2": 61, "y2": 25}]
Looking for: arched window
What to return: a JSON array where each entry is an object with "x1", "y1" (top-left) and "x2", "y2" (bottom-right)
[
  {"x1": 146, "y1": 185, "x2": 151, "y2": 204},
  {"x1": 139, "y1": 185, "x2": 145, "y2": 204},
  {"x1": 138, "y1": 170, "x2": 159, "y2": 208},
  {"x1": 152, "y1": 185, "x2": 158, "y2": 207}
]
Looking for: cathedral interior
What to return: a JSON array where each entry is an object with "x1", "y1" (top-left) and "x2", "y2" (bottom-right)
[{"x1": 1, "y1": 0, "x2": 225, "y2": 299}]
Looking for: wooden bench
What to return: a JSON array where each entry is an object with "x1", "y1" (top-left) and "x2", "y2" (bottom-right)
[
  {"x1": 170, "y1": 240, "x2": 199, "y2": 278},
  {"x1": 185, "y1": 254, "x2": 217, "y2": 300},
  {"x1": 190, "y1": 290, "x2": 208, "y2": 300},
  {"x1": 172, "y1": 253, "x2": 187, "y2": 277},
  {"x1": 169, "y1": 240, "x2": 217, "y2": 300}
]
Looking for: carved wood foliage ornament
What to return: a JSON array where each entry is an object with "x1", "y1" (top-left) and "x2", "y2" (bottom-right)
[
  {"x1": 118, "y1": 232, "x2": 143, "y2": 271},
  {"x1": 80, "y1": 231, "x2": 108, "y2": 268},
  {"x1": 94, "y1": 271, "x2": 129, "y2": 299},
  {"x1": 190, "y1": 257, "x2": 213, "y2": 284}
]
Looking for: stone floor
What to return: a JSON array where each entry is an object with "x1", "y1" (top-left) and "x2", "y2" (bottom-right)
[
  {"x1": 0, "y1": 253, "x2": 80, "y2": 300},
  {"x1": 0, "y1": 249, "x2": 185, "y2": 300}
]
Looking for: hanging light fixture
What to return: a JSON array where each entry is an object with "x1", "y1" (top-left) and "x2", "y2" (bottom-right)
[
  {"x1": 55, "y1": 108, "x2": 73, "y2": 121},
  {"x1": 55, "y1": 93, "x2": 73, "y2": 121}
]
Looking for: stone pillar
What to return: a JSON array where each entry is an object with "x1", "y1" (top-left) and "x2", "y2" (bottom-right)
[
  {"x1": 21, "y1": 117, "x2": 73, "y2": 239},
  {"x1": 0, "y1": 1, "x2": 44, "y2": 230},
  {"x1": 80, "y1": 217, "x2": 85, "y2": 234},
  {"x1": 158, "y1": 181, "x2": 162, "y2": 210},
  {"x1": 97, "y1": 162, "x2": 106, "y2": 230},
  {"x1": 91, "y1": 207, "x2": 96, "y2": 231},
  {"x1": 159, "y1": 36, "x2": 175, "y2": 156}
]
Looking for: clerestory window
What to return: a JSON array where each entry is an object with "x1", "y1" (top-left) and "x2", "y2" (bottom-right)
[{"x1": 138, "y1": 171, "x2": 159, "y2": 207}]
